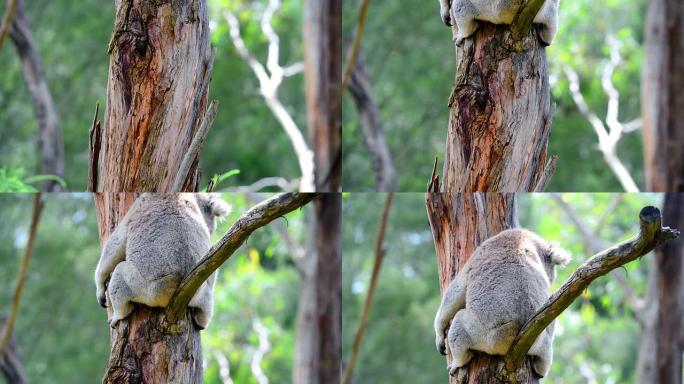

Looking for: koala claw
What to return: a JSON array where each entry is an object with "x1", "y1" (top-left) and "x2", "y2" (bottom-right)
[
  {"x1": 437, "y1": 338, "x2": 447, "y2": 355},
  {"x1": 97, "y1": 293, "x2": 107, "y2": 308},
  {"x1": 448, "y1": 363, "x2": 459, "y2": 377},
  {"x1": 109, "y1": 318, "x2": 119, "y2": 329}
]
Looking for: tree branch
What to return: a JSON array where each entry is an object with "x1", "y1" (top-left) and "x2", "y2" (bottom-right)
[
  {"x1": 511, "y1": 0, "x2": 546, "y2": 41},
  {"x1": 342, "y1": 192, "x2": 393, "y2": 384},
  {"x1": 165, "y1": 193, "x2": 316, "y2": 324},
  {"x1": 224, "y1": 6, "x2": 314, "y2": 192},
  {"x1": 0, "y1": 194, "x2": 42, "y2": 356},
  {"x1": 172, "y1": 100, "x2": 219, "y2": 192},
  {"x1": 250, "y1": 317, "x2": 271, "y2": 384},
  {"x1": 507, "y1": 206, "x2": 679, "y2": 367},
  {"x1": 341, "y1": 0, "x2": 371, "y2": 90},
  {"x1": 0, "y1": 0, "x2": 17, "y2": 49},
  {"x1": 550, "y1": 194, "x2": 646, "y2": 320}
]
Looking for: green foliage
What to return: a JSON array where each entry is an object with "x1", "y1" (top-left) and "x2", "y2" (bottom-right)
[{"x1": 343, "y1": 193, "x2": 660, "y2": 383}]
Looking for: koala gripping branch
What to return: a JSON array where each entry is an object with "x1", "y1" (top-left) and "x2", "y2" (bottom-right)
[
  {"x1": 506, "y1": 206, "x2": 680, "y2": 371},
  {"x1": 165, "y1": 193, "x2": 317, "y2": 324}
]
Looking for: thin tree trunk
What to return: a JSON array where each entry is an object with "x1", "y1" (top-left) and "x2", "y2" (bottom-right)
[
  {"x1": 10, "y1": 0, "x2": 64, "y2": 192},
  {"x1": 642, "y1": 0, "x2": 684, "y2": 192},
  {"x1": 93, "y1": 193, "x2": 203, "y2": 383},
  {"x1": 348, "y1": 53, "x2": 396, "y2": 192},
  {"x1": 303, "y1": 0, "x2": 342, "y2": 192},
  {"x1": 92, "y1": 0, "x2": 214, "y2": 192},
  {"x1": 441, "y1": 24, "x2": 551, "y2": 193},
  {"x1": 0, "y1": 319, "x2": 27, "y2": 384},
  {"x1": 293, "y1": 254, "x2": 317, "y2": 384},
  {"x1": 426, "y1": 192, "x2": 539, "y2": 383}
]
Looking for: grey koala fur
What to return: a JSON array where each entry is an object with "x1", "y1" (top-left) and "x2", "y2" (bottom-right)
[
  {"x1": 438, "y1": 0, "x2": 559, "y2": 46},
  {"x1": 434, "y1": 228, "x2": 570, "y2": 377},
  {"x1": 94, "y1": 193, "x2": 231, "y2": 329}
]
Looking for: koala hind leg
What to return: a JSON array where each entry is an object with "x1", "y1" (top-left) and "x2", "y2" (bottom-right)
[
  {"x1": 108, "y1": 261, "x2": 144, "y2": 328},
  {"x1": 189, "y1": 282, "x2": 214, "y2": 329},
  {"x1": 453, "y1": 1, "x2": 479, "y2": 46},
  {"x1": 446, "y1": 310, "x2": 479, "y2": 376},
  {"x1": 528, "y1": 326, "x2": 553, "y2": 377},
  {"x1": 533, "y1": 2, "x2": 558, "y2": 45}
]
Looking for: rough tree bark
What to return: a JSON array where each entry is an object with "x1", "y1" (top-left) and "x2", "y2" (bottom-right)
[
  {"x1": 425, "y1": 192, "x2": 539, "y2": 383},
  {"x1": 348, "y1": 53, "x2": 397, "y2": 192},
  {"x1": 440, "y1": 23, "x2": 553, "y2": 193},
  {"x1": 89, "y1": 0, "x2": 214, "y2": 193},
  {"x1": 93, "y1": 193, "x2": 201, "y2": 384},
  {"x1": 9, "y1": 0, "x2": 64, "y2": 192},
  {"x1": 303, "y1": 0, "x2": 342, "y2": 192},
  {"x1": 641, "y1": 0, "x2": 684, "y2": 381},
  {"x1": 652, "y1": 194, "x2": 684, "y2": 384},
  {"x1": 642, "y1": 0, "x2": 684, "y2": 192}
]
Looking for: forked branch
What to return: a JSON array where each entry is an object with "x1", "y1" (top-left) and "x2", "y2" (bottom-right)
[
  {"x1": 511, "y1": 0, "x2": 546, "y2": 41},
  {"x1": 506, "y1": 206, "x2": 679, "y2": 368},
  {"x1": 165, "y1": 193, "x2": 316, "y2": 323}
]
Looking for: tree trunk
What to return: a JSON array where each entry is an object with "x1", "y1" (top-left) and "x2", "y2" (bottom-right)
[
  {"x1": 653, "y1": 194, "x2": 684, "y2": 384},
  {"x1": 426, "y1": 192, "x2": 539, "y2": 383},
  {"x1": 93, "y1": 193, "x2": 203, "y2": 383},
  {"x1": 303, "y1": 0, "x2": 342, "y2": 192},
  {"x1": 642, "y1": 0, "x2": 684, "y2": 192},
  {"x1": 92, "y1": 0, "x2": 214, "y2": 192},
  {"x1": 10, "y1": 0, "x2": 64, "y2": 192},
  {"x1": 0, "y1": 319, "x2": 27, "y2": 384},
  {"x1": 441, "y1": 23, "x2": 551, "y2": 193},
  {"x1": 641, "y1": 0, "x2": 684, "y2": 380},
  {"x1": 348, "y1": 53, "x2": 396, "y2": 192}
]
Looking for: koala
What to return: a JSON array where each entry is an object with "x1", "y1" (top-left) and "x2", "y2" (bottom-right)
[
  {"x1": 434, "y1": 228, "x2": 570, "y2": 377},
  {"x1": 438, "y1": 0, "x2": 559, "y2": 46},
  {"x1": 94, "y1": 193, "x2": 231, "y2": 329}
]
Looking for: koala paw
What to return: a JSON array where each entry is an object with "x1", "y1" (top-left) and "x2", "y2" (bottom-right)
[
  {"x1": 109, "y1": 318, "x2": 120, "y2": 329},
  {"x1": 441, "y1": 10, "x2": 453, "y2": 26},
  {"x1": 436, "y1": 336, "x2": 447, "y2": 355},
  {"x1": 191, "y1": 310, "x2": 209, "y2": 330},
  {"x1": 448, "y1": 363, "x2": 459, "y2": 377},
  {"x1": 96, "y1": 289, "x2": 107, "y2": 308}
]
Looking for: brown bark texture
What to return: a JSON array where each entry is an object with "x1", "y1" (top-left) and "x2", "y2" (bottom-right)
[
  {"x1": 642, "y1": 0, "x2": 684, "y2": 191},
  {"x1": 348, "y1": 54, "x2": 397, "y2": 192},
  {"x1": 95, "y1": 0, "x2": 213, "y2": 192},
  {"x1": 441, "y1": 23, "x2": 551, "y2": 193},
  {"x1": 304, "y1": 0, "x2": 342, "y2": 192},
  {"x1": 425, "y1": 192, "x2": 538, "y2": 384},
  {"x1": 314, "y1": 193, "x2": 342, "y2": 383},
  {"x1": 654, "y1": 194, "x2": 684, "y2": 384},
  {"x1": 10, "y1": 0, "x2": 64, "y2": 192},
  {"x1": 94, "y1": 193, "x2": 202, "y2": 383}
]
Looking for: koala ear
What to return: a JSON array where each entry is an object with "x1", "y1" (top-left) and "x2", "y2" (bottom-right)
[
  {"x1": 206, "y1": 194, "x2": 231, "y2": 218},
  {"x1": 548, "y1": 242, "x2": 571, "y2": 267}
]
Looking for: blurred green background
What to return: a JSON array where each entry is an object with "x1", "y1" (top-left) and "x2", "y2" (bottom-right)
[
  {"x1": 342, "y1": 0, "x2": 645, "y2": 191},
  {"x1": 0, "y1": 193, "x2": 310, "y2": 383},
  {"x1": 0, "y1": 0, "x2": 307, "y2": 191},
  {"x1": 343, "y1": 193, "x2": 661, "y2": 383}
]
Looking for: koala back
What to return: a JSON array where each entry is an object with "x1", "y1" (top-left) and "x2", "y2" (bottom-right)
[
  {"x1": 125, "y1": 194, "x2": 215, "y2": 281},
  {"x1": 463, "y1": 229, "x2": 569, "y2": 331}
]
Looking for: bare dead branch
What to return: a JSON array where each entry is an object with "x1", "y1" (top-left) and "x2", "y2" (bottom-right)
[
  {"x1": 348, "y1": 53, "x2": 396, "y2": 191},
  {"x1": 563, "y1": 36, "x2": 640, "y2": 192},
  {"x1": 0, "y1": 0, "x2": 18, "y2": 49},
  {"x1": 0, "y1": 194, "x2": 43, "y2": 356},
  {"x1": 212, "y1": 349, "x2": 235, "y2": 384},
  {"x1": 165, "y1": 193, "x2": 316, "y2": 324},
  {"x1": 342, "y1": 192, "x2": 394, "y2": 384},
  {"x1": 172, "y1": 100, "x2": 219, "y2": 192},
  {"x1": 507, "y1": 206, "x2": 679, "y2": 367},
  {"x1": 511, "y1": 0, "x2": 546, "y2": 41},
  {"x1": 250, "y1": 318, "x2": 271, "y2": 384},
  {"x1": 224, "y1": 7, "x2": 314, "y2": 192},
  {"x1": 341, "y1": 0, "x2": 371, "y2": 90},
  {"x1": 550, "y1": 194, "x2": 646, "y2": 320}
]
